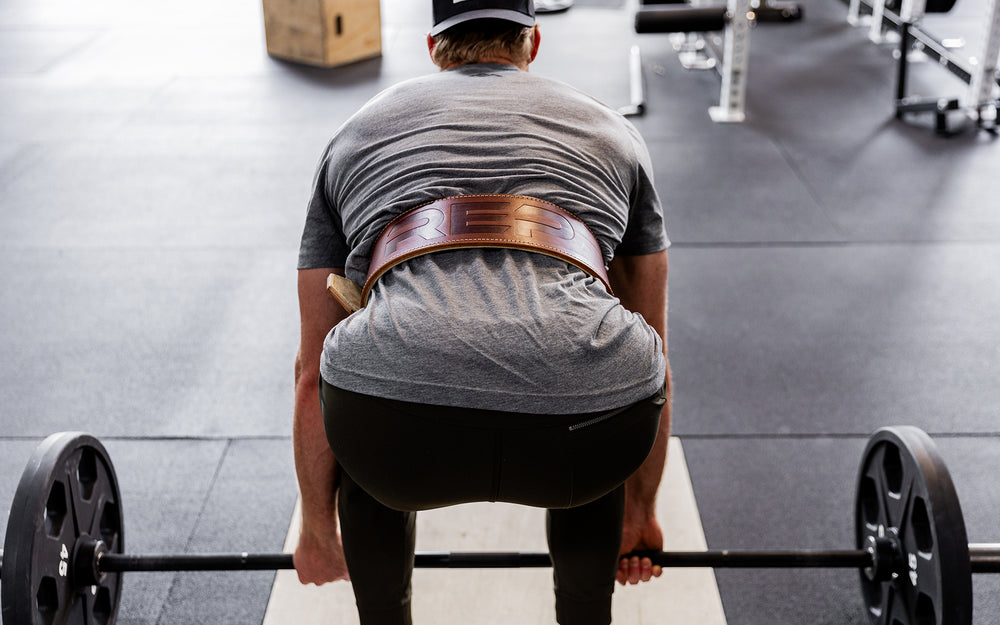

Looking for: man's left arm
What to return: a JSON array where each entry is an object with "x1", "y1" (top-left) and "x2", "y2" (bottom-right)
[{"x1": 606, "y1": 249, "x2": 672, "y2": 585}]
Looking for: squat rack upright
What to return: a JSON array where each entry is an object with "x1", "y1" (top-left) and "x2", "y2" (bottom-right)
[{"x1": 847, "y1": 0, "x2": 1000, "y2": 133}]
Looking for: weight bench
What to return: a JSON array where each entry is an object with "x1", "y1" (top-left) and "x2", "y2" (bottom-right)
[{"x1": 623, "y1": 0, "x2": 803, "y2": 122}]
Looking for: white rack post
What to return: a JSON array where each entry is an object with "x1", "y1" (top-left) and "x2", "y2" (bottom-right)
[
  {"x1": 868, "y1": 0, "x2": 889, "y2": 42},
  {"x1": 847, "y1": 0, "x2": 864, "y2": 26},
  {"x1": 967, "y1": 0, "x2": 1000, "y2": 118},
  {"x1": 899, "y1": 0, "x2": 927, "y2": 23},
  {"x1": 709, "y1": 0, "x2": 751, "y2": 122}
]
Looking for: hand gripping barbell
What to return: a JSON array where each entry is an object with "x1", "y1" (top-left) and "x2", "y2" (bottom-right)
[{"x1": 2, "y1": 427, "x2": 999, "y2": 625}]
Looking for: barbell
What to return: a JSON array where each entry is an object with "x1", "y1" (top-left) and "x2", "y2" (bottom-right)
[{"x1": 1, "y1": 426, "x2": 998, "y2": 625}]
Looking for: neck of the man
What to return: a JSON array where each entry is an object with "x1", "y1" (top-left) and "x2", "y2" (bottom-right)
[{"x1": 441, "y1": 55, "x2": 528, "y2": 71}]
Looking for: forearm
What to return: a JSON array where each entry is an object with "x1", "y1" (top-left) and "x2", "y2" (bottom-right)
[
  {"x1": 608, "y1": 250, "x2": 672, "y2": 518},
  {"x1": 293, "y1": 360, "x2": 339, "y2": 529},
  {"x1": 624, "y1": 369, "x2": 671, "y2": 522},
  {"x1": 294, "y1": 268, "x2": 351, "y2": 533}
]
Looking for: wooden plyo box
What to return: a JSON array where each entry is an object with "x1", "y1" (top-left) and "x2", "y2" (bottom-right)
[{"x1": 262, "y1": 0, "x2": 381, "y2": 67}]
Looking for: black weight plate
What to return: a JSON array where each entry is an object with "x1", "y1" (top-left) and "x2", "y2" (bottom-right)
[
  {"x1": 2, "y1": 432, "x2": 124, "y2": 625},
  {"x1": 855, "y1": 426, "x2": 971, "y2": 625}
]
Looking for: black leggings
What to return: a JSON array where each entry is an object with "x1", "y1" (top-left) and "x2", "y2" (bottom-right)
[{"x1": 321, "y1": 382, "x2": 663, "y2": 625}]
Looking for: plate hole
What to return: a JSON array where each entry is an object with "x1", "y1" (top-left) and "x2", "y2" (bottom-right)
[
  {"x1": 911, "y1": 496, "x2": 934, "y2": 554},
  {"x1": 36, "y1": 577, "x2": 59, "y2": 625},
  {"x1": 915, "y1": 592, "x2": 937, "y2": 625},
  {"x1": 78, "y1": 448, "x2": 98, "y2": 501},
  {"x1": 865, "y1": 578, "x2": 884, "y2": 614},
  {"x1": 93, "y1": 586, "x2": 113, "y2": 625},
  {"x1": 882, "y1": 443, "x2": 903, "y2": 495},
  {"x1": 859, "y1": 476, "x2": 879, "y2": 527},
  {"x1": 99, "y1": 501, "x2": 121, "y2": 547},
  {"x1": 44, "y1": 482, "x2": 67, "y2": 538}
]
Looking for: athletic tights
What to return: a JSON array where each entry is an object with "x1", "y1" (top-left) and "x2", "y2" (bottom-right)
[{"x1": 320, "y1": 380, "x2": 664, "y2": 625}]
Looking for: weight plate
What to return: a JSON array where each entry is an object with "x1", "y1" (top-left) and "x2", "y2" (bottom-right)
[
  {"x1": 855, "y1": 426, "x2": 972, "y2": 625},
  {"x1": 2, "y1": 432, "x2": 124, "y2": 625}
]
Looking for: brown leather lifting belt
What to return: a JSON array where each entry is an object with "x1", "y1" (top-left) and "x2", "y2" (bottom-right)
[{"x1": 326, "y1": 194, "x2": 611, "y2": 313}]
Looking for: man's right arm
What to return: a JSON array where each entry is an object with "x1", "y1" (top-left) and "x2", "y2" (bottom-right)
[{"x1": 293, "y1": 267, "x2": 352, "y2": 584}]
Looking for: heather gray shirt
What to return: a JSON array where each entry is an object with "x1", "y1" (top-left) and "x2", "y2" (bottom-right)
[{"x1": 299, "y1": 63, "x2": 668, "y2": 414}]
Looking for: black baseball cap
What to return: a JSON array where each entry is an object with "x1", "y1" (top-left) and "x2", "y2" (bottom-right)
[{"x1": 431, "y1": 0, "x2": 536, "y2": 36}]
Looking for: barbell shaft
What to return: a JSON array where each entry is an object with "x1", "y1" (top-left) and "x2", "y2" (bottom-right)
[
  {"x1": 97, "y1": 549, "x2": 876, "y2": 573},
  {"x1": 98, "y1": 551, "x2": 556, "y2": 572},
  {"x1": 652, "y1": 549, "x2": 872, "y2": 568},
  {"x1": 7, "y1": 545, "x2": 999, "y2": 576},
  {"x1": 100, "y1": 552, "x2": 296, "y2": 572}
]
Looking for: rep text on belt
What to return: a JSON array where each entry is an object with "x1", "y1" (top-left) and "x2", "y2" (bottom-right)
[{"x1": 327, "y1": 194, "x2": 611, "y2": 313}]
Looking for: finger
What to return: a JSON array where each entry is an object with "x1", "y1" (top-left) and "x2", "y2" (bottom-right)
[
  {"x1": 640, "y1": 557, "x2": 653, "y2": 582},
  {"x1": 616, "y1": 557, "x2": 629, "y2": 585},
  {"x1": 292, "y1": 552, "x2": 307, "y2": 585},
  {"x1": 628, "y1": 555, "x2": 641, "y2": 585}
]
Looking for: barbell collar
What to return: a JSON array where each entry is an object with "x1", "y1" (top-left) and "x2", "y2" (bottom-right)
[
  {"x1": 74, "y1": 537, "x2": 108, "y2": 587},
  {"x1": 865, "y1": 535, "x2": 903, "y2": 582}
]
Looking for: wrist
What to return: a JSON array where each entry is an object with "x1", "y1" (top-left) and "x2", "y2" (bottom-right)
[
  {"x1": 623, "y1": 496, "x2": 656, "y2": 525},
  {"x1": 299, "y1": 498, "x2": 339, "y2": 534},
  {"x1": 299, "y1": 513, "x2": 340, "y2": 545}
]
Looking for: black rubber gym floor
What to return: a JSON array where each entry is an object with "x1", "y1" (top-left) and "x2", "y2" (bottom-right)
[{"x1": 1, "y1": 0, "x2": 998, "y2": 623}]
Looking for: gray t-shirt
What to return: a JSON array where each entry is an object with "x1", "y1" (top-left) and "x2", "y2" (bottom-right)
[{"x1": 299, "y1": 63, "x2": 668, "y2": 414}]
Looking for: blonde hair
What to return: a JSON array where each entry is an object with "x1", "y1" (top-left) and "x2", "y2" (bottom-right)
[{"x1": 431, "y1": 21, "x2": 535, "y2": 68}]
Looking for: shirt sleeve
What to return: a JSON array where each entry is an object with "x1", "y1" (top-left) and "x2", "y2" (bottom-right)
[
  {"x1": 616, "y1": 124, "x2": 669, "y2": 256},
  {"x1": 297, "y1": 151, "x2": 350, "y2": 270}
]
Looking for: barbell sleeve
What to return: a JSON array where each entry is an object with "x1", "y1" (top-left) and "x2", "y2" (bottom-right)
[{"x1": 970, "y1": 544, "x2": 1000, "y2": 573}]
